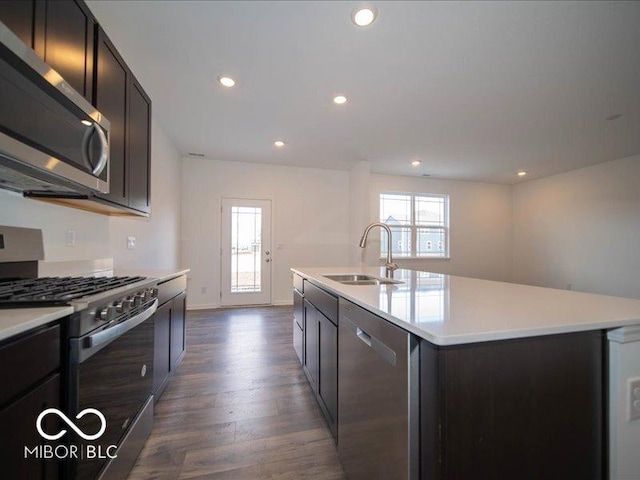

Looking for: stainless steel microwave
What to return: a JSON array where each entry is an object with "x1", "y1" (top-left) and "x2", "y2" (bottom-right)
[{"x1": 0, "y1": 21, "x2": 110, "y2": 196}]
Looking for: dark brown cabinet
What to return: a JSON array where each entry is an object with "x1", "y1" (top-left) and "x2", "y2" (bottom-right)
[
  {"x1": 0, "y1": 0, "x2": 95, "y2": 102},
  {"x1": 0, "y1": 323, "x2": 61, "y2": 480},
  {"x1": 293, "y1": 287, "x2": 304, "y2": 364},
  {"x1": 154, "y1": 275, "x2": 187, "y2": 399},
  {"x1": 170, "y1": 291, "x2": 187, "y2": 366},
  {"x1": 0, "y1": 0, "x2": 36, "y2": 48},
  {"x1": 153, "y1": 300, "x2": 171, "y2": 396},
  {"x1": 299, "y1": 279, "x2": 338, "y2": 441},
  {"x1": 94, "y1": 27, "x2": 127, "y2": 207},
  {"x1": 94, "y1": 27, "x2": 151, "y2": 215},
  {"x1": 36, "y1": 0, "x2": 95, "y2": 102},
  {"x1": 420, "y1": 331, "x2": 605, "y2": 479}
]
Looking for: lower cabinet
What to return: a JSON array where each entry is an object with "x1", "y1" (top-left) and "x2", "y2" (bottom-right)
[
  {"x1": 153, "y1": 300, "x2": 171, "y2": 396},
  {"x1": 300, "y1": 287, "x2": 338, "y2": 441},
  {"x1": 153, "y1": 277, "x2": 188, "y2": 399},
  {"x1": 170, "y1": 291, "x2": 187, "y2": 366},
  {"x1": 0, "y1": 323, "x2": 61, "y2": 480},
  {"x1": 421, "y1": 331, "x2": 605, "y2": 479}
]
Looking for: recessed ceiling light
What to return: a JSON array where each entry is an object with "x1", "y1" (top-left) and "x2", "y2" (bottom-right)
[
  {"x1": 333, "y1": 95, "x2": 347, "y2": 105},
  {"x1": 81, "y1": 120, "x2": 92, "y2": 127},
  {"x1": 218, "y1": 75, "x2": 236, "y2": 88},
  {"x1": 411, "y1": 160, "x2": 421, "y2": 167},
  {"x1": 274, "y1": 140, "x2": 285, "y2": 148},
  {"x1": 351, "y1": 6, "x2": 378, "y2": 27},
  {"x1": 517, "y1": 171, "x2": 528, "y2": 177}
]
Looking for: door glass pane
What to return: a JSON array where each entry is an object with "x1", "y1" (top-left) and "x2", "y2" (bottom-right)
[{"x1": 231, "y1": 206, "x2": 262, "y2": 293}]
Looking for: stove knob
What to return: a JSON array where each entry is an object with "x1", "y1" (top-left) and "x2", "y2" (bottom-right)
[
  {"x1": 143, "y1": 289, "x2": 154, "y2": 302},
  {"x1": 133, "y1": 294, "x2": 144, "y2": 307},
  {"x1": 116, "y1": 300, "x2": 131, "y2": 313},
  {"x1": 100, "y1": 305, "x2": 117, "y2": 322}
]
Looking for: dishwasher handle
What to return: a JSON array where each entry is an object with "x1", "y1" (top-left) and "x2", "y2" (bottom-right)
[
  {"x1": 356, "y1": 327, "x2": 372, "y2": 347},
  {"x1": 354, "y1": 324, "x2": 396, "y2": 367}
]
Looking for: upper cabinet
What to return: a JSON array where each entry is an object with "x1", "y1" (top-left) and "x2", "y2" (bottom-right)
[
  {"x1": 0, "y1": 0, "x2": 95, "y2": 102},
  {"x1": 93, "y1": 27, "x2": 151, "y2": 215},
  {"x1": 0, "y1": 0, "x2": 152, "y2": 216},
  {"x1": 36, "y1": 0, "x2": 95, "y2": 103},
  {"x1": 0, "y1": 0, "x2": 37, "y2": 48}
]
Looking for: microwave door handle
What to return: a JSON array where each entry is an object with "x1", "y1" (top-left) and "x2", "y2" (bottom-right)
[
  {"x1": 81, "y1": 122, "x2": 109, "y2": 176},
  {"x1": 91, "y1": 123, "x2": 108, "y2": 176}
]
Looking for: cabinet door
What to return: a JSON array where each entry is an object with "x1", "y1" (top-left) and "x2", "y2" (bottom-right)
[
  {"x1": 153, "y1": 301, "x2": 171, "y2": 396},
  {"x1": 38, "y1": 0, "x2": 94, "y2": 102},
  {"x1": 318, "y1": 312, "x2": 337, "y2": 439},
  {"x1": 0, "y1": 374, "x2": 60, "y2": 480},
  {"x1": 0, "y1": 0, "x2": 36, "y2": 48},
  {"x1": 94, "y1": 27, "x2": 128, "y2": 207},
  {"x1": 170, "y1": 292, "x2": 186, "y2": 367},
  {"x1": 303, "y1": 300, "x2": 318, "y2": 392},
  {"x1": 128, "y1": 78, "x2": 151, "y2": 213}
]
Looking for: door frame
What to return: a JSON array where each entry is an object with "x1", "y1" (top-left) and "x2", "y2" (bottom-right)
[{"x1": 219, "y1": 197, "x2": 273, "y2": 307}]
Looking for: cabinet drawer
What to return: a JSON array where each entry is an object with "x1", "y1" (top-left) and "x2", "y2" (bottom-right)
[
  {"x1": 293, "y1": 274, "x2": 304, "y2": 293},
  {"x1": 158, "y1": 274, "x2": 187, "y2": 306},
  {"x1": 304, "y1": 281, "x2": 338, "y2": 326},
  {"x1": 0, "y1": 324, "x2": 60, "y2": 407}
]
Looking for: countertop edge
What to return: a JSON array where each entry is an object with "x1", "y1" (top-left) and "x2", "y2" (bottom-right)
[
  {"x1": 0, "y1": 306, "x2": 74, "y2": 343},
  {"x1": 292, "y1": 267, "x2": 640, "y2": 346},
  {"x1": 114, "y1": 268, "x2": 190, "y2": 283}
]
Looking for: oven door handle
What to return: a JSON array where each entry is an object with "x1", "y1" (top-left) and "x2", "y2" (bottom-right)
[
  {"x1": 71, "y1": 299, "x2": 158, "y2": 363},
  {"x1": 87, "y1": 298, "x2": 158, "y2": 348}
]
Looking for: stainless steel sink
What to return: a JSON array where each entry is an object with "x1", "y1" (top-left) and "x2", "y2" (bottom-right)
[{"x1": 323, "y1": 274, "x2": 403, "y2": 286}]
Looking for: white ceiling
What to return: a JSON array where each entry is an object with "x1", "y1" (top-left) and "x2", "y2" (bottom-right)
[{"x1": 86, "y1": 1, "x2": 640, "y2": 184}]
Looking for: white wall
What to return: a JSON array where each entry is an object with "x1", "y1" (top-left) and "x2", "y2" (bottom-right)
[
  {"x1": 512, "y1": 153, "x2": 640, "y2": 298},
  {"x1": 368, "y1": 174, "x2": 514, "y2": 282},
  {"x1": 0, "y1": 119, "x2": 182, "y2": 270},
  {"x1": 181, "y1": 158, "x2": 351, "y2": 309},
  {"x1": 349, "y1": 161, "x2": 371, "y2": 265}
]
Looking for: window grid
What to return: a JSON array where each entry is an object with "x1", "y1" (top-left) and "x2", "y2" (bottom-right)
[{"x1": 380, "y1": 192, "x2": 449, "y2": 258}]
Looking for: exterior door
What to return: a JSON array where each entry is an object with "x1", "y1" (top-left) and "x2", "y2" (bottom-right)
[{"x1": 220, "y1": 198, "x2": 272, "y2": 306}]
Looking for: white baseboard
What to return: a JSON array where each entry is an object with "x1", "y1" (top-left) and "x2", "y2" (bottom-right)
[
  {"x1": 186, "y1": 303, "x2": 220, "y2": 311},
  {"x1": 272, "y1": 300, "x2": 294, "y2": 306}
]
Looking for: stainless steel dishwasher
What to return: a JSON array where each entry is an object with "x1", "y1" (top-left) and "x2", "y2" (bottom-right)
[{"x1": 338, "y1": 298, "x2": 419, "y2": 480}]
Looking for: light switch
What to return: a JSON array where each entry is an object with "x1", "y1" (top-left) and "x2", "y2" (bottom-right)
[{"x1": 127, "y1": 236, "x2": 136, "y2": 250}]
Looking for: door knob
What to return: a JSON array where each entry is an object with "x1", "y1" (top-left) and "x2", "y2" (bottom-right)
[{"x1": 266, "y1": 259, "x2": 271, "y2": 263}]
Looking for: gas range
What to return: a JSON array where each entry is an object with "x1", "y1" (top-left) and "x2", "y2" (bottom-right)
[{"x1": 0, "y1": 227, "x2": 158, "y2": 337}]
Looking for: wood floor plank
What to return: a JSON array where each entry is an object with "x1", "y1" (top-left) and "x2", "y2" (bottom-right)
[{"x1": 128, "y1": 306, "x2": 346, "y2": 480}]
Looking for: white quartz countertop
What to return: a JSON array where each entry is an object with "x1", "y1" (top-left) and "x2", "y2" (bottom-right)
[
  {"x1": 0, "y1": 306, "x2": 73, "y2": 343},
  {"x1": 292, "y1": 266, "x2": 640, "y2": 346},
  {"x1": 114, "y1": 269, "x2": 190, "y2": 283}
]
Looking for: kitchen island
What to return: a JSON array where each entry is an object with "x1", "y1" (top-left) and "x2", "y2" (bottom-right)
[{"x1": 292, "y1": 266, "x2": 640, "y2": 479}]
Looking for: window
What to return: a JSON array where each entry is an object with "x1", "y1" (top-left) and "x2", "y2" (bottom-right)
[{"x1": 379, "y1": 192, "x2": 449, "y2": 258}]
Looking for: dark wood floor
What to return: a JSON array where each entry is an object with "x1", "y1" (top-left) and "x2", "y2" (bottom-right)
[{"x1": 128, "y1": 306, "x2": 346, "y2": 479}]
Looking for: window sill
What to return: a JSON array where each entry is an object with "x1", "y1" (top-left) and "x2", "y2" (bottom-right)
[{"x1": 379, "y1": 257, "x2": 451, "y2": 261}]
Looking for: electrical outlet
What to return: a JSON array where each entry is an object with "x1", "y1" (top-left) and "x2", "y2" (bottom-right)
[
  {"x1": 201, "y1": 287, "x2": 207, "y2": 294},
  {"x1": 127, "y1": 236, "x2": 136, "y2": 250},
  {"x1": 66, "y1": 229, "x2": 76, "y2": 247},
  {"x1": 628, "y1": 377, "x2": 640, "y2": 422}
]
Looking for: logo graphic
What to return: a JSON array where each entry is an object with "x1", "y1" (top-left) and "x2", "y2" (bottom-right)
[{"x1": 36, "y1": 408, "x2": 107, "y2": 441}]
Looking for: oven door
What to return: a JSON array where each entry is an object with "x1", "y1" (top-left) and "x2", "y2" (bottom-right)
[{"x1": 68, "y1": 301, "x2": 156, "y2": 480}]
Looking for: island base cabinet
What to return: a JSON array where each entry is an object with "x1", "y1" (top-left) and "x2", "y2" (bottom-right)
[{"x1": 421, "y1": 330, "x2": 605, "y2": 479}]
